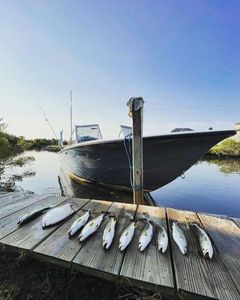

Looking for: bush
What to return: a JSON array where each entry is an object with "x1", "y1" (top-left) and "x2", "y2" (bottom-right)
[{"x1": 0, "y1": 133, "x2": 12, "y2": 159}]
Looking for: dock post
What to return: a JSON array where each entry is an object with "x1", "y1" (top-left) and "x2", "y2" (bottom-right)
[{"x1": 127, "y1": 97, "x2": 144, "y2": 205}]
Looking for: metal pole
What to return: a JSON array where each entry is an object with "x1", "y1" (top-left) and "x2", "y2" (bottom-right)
[{"x1": 127, "y1": 97, "x2": 144, "y2": 205}]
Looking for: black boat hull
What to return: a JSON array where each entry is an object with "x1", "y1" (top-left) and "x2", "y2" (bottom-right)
[{"x1": 59, "y1": 130, "x2": 235, "y2": 191}]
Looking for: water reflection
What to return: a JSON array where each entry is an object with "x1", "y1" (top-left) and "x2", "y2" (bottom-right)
[
  {"x1": 58, "y1": 168, "x2": 133, "y2": 203},
  {"x1": 1, "y1": 151, "x2": 240, "y2": 217},
  {"x1": 152, "y1": 157, "x2": 240, "y2": 218},
  {"x1": 203, "y1": 157, "x2": 240, "y2": 175}
]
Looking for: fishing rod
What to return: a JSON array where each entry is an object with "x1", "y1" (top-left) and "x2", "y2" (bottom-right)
[
  {"x1": 70, "y1": 90, "x2": 73, "y2": 145},
  {"x1": 37, "y1": 102, "x2": 63, "y2": 149}
]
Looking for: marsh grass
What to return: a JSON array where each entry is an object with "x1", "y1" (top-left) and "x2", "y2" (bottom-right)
[
  {"x1": 210, "y1": 139, "x2": 240, "y2": 157},
  {"x1": 0, "y1": 252, "x2": 174, "y2": 300}
]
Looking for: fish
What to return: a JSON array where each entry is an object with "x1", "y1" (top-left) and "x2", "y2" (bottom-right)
[
  {"x1": 157, "y1": 225, "x2": 168, "y2": 253},
  {"x1": 172, "y1": 222, "x2": 187, "y2": 255},
  {"x1": 42, "y1": 203, "x2": 75, "y2": 228},
  {"x1": 102, "y1": 215, "x2": 116, "y2": 250},
  {"x1": 138, "y1": 220, "x2": 154, "y2": 252},
  {"x1": 119, "y1": 221, "x2": 136, "y2": 251},
  {"x1": 68, "y1": 210, "x2": 90, "y2": 236},
  {"x1": 78, "y1": 212, "x2": 106, "y2": 242},
  {"x1": 191, "y1": 223, "x2": 213, "y2": 259},
  {"x1": 17, "y1": 206, "x2": 51, "y2": 225}
]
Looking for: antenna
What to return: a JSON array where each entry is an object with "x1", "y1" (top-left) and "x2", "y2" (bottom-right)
[{"x1": 70, "y1": 90, "x2": 73, "y2": 144}]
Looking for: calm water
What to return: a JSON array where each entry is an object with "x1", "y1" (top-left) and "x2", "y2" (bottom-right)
[{"x1": 3, "y1": 151, "x2": 240, "y2": 218}]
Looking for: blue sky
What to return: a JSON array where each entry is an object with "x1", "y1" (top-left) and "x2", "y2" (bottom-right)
[{"x1": 0, "y1": 0, "x2": 240, "y2": 139}]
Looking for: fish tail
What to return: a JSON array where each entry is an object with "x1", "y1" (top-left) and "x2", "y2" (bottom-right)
[{"x1": 119, "y1": 244, "x2": 124, "y2": 251}]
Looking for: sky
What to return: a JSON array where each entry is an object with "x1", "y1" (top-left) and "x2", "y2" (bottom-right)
[{"x1": 0, "y1": 0, "x2": 240, "y2": 140}]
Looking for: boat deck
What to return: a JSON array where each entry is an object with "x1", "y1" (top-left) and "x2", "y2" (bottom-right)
[{"x1": 0, "y1": 191, "x2": 240, "y2": 300}]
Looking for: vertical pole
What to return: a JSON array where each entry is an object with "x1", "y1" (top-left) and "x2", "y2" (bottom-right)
[
  {"x1": 70, "y1": 90, "x2": 73, "y2": 145},
  {"x1": 127, "y1": 97, "x2": 144, "y2": 205}
]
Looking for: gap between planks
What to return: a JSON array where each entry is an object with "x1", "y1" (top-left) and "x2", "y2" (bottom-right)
[{"x1": 119, "y1": 205, "x2": 175, "y2": 295}]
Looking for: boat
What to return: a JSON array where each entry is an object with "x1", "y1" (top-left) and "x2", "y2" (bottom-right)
[{"x1": 59, "y1": 125, "x2": 236, "y2": 192}]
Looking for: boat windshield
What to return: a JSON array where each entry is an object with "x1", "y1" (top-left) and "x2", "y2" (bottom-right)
[
  {"x1": 119, "y1": 125, "x2": 132, "y2": 137},
  {"x1": 75, "y1": 125, "x2": 103, "y2": 143}
]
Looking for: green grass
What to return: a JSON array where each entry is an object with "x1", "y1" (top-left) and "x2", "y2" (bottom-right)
[{"x1": 209, "y1": 139, "x2": 240, "y2": 157}]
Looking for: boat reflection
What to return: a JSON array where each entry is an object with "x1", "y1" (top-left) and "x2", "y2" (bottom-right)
[
  {"x1": 58, "y1": 168, "x2": 133, "y2": 203},
  {"x1": 59, "y1": 157, "x2": 240, "y2": 204}
]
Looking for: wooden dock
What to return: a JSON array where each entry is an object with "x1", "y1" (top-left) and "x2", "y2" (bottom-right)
[{"x1": 0, "y1": 191, "x2": 240, "y2": 300}]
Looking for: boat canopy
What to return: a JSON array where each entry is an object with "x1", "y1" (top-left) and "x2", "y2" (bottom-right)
[{"x1": 75, "y1": 124, "x2": 103, "y2": 143}]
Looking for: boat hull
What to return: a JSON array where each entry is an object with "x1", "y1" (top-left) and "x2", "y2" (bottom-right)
[{"x1": 59, "y1": 130, "x2": 235, "y2": 191}]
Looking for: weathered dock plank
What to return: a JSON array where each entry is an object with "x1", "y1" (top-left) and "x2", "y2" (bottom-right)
[
  {"x1": 167, "y1": 208, "x2": 240, "y2": 300},
  {"x1": 120, "y1": 205, "x2": 174, "y2": 295},
  {"x1": 0, "y1": 196, "x2": 67, "y2": 240},
  {"x1": 1, "y1": 192, "x2": 240, "y2": 299},
  {"x1": 0, "y1": 191, "x2": 16, "y2": 199},
  {"x1": 33, "y1": 199, "x2": 110, "y2": 268},
  {"x1": 198, "y1": 213, "x2": 240, "y2": 293},
  {"x1": 0, "y1": 197, "x2": 82, "y2": 252},
  {"x1": 0, "y1": 192, "x2": 32, "y2": 209},
  {"x1": 72, "y1": 202, "x2": 136, "y2": 281},
  {"x1": 0, "y1": 194, "x2": 45, "y2": 220}
]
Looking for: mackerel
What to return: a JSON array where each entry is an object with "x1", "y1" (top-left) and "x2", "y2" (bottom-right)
[
  {"x1": 191, "y1": 223, "x2": 213, "y2": 259},
  {"x1": 157, "y1": 225, "x2": 168, "y2": 253},
  {"x1": 119, "y1": 214, "x2": 136, "y2": 251},
  {"x1": 78, "y1": 212, "x2": 106, "y2": 242},
  {"x1": 172, "y1": 222, "x2": 187, "y2": 254},
  {"x1": 102, "y1": 216, "x2": 116, "y2": 250},
  {"x1": 68, "y1": 210, "x2": 90, "y2": 236},
  {"x1": 138, "y1": 220, "x2": 153, "y2": 252}
]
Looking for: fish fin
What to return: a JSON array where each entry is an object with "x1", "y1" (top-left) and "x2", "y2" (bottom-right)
[
  {"x1": 119, "y1": 244, "x2": 124, "y2": 251},
  {"x1": 103, "y1": 241, "x2": 110, "y2": 250}
]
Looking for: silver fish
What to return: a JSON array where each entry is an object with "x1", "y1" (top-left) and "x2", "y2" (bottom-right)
[
  {"x1": 191, "y1": 224, "x2": 213, "y2": 259},
  {"x1": 157, "y1": 225, "x2": 168, "y2": 253},
  {"x1": 79, "y1": 213, "x2": 105, "y2": 242},
  {"x1": 138, "y1": 221, "x2": 153, "y2": 252},
  {"x1": 172, "y1": 222, "x2": 187, "y2": 255},
  {"x1": 119, "y1": 221, "x2": 136, "y2": 251},
  {"x1": 17, "y1": 207, "x2": 51, "y2": 225},
  {"x1": 42, "y1": 203, "x2": 75, "y2": 228},
  {"x1": 102, "y1": 216, "x2": 116, "y2": 250},
  {"x1": 68, "y1": 210, "x2": 90, "y2": 236}
]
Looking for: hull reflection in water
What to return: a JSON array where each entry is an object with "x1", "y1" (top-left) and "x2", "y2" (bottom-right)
[
  {"x1": 59, "y1": 130, "x2": 236, "y2": 192},
  {"x1": 58, "y1": 168, "x2": 134, "y2": 203}
]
